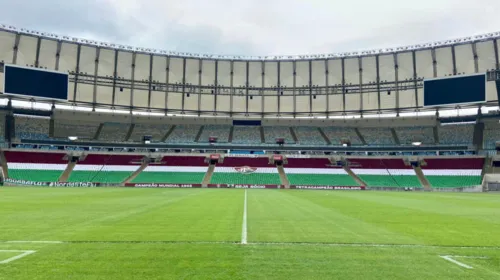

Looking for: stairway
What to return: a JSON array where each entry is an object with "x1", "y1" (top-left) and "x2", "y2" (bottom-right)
[
  {"x1": 391, "y1": 128, "x2": 400, "y2": 145},
  {"x1": 318, "y1": 127, "x2": 332, "y2": 145},
  {"x1": 354, "y1": 128, "x2": 367, "y2": 145},
  {"x1": 125, "y1": 124, "x2": 135, "y2": 141},
  {"x1": 343, "y1": 166, "x2": 366, "y2": 187},
  {"x1": 0, "y1": 150, "x2": 9, "y2": 179},
  {"x1": 162, "y1": 125, "x2": 176, "y2": 142},
  {"x1": 277, "y1": 165, "x2": 290, "y2": 188},
  {"x1": 94, "y1": 123, "x2": 104, "y2": 140},
  {"x1": 413, "y1": 166, "x2": 431, "y2": 190},
  {"x1": 58, "y1": 161, "x2": 77, "y2": 182},
  {"x1": 194, "y1": 126, "x2": 204, "y2": 142},
  {"x1": 228, "y1": 126, "x2": 234, "y2": 143},
  {"x1": 260, "y1": 126, "x2": 265, "y2": 143},
  {"x1": 122, "y1": 161, "x2": 149, "y2": 184},
  {"x1": 289, "y1": 127, "x2": 298, "y2": 143},
  {"x1": 202, "y1": 164, "x2": 216, "y2": 187}
]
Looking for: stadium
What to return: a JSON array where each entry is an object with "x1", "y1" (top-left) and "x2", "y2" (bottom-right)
[{"x1": 1, "y1": 17, "x2": 500, "y2": 279}]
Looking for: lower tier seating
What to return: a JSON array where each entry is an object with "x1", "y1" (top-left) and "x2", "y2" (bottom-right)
[
  {"x1": 426, "y1": 175, "x2": 481, "y2": 188},
  {"x1": 210, "y1": 167, "x2": 281, "y2": 185},
  {"x1": 68, "y1": 171, "x2": 132, "y2": 184},
  {"x1": 7, "y1": 163, "x2": 65, "y2": 182},
  {"x1": 352, "y1": 169, "x2": 421, "y2": 187},
  {"x1": 132, "y1": 172, "x2": 205, "y2": 183},
  {"x1": 285, "y1": 168, "x2": 358, "y2": 186},
  {"x1": 287, "y1": 174, "x2": 358, "y2": 186},
  {"x1": 358, "y1": 174, "x2": 421, "y2": 187},
  {"x1": 132, "y1": 166, "x2": 207, "y2": 184}
]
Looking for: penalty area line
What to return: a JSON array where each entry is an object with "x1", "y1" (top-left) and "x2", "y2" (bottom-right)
[
  {"x1": 0, "y1": 250, "x2": 36, "y2": 264},
  {"x1": 241, "y1": 189, "x2": 248, "y2": 245},
  {"x1": 439, "y1": 255, "x2": 489, "y2": 269}
]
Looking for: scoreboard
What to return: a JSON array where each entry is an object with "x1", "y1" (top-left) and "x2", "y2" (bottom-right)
[
  {"x1": 2, "y1": 64, "x2": 69, "y2": 101},
  {"x1": 424, "y1": 74, "x2": 486, "y2": 107}
]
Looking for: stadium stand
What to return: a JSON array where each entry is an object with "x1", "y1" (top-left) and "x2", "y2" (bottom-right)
[
  {"x1": 14, "y1": 115, "x2": 50, "y2": 140},
  {"x1": 483, "y1": 122, "x2": 500, "y2": 149},
  {"x1": 322, "y1": 127, "x2": 362, "y2": 145},
  {"x1": 132, "y1": 156, "x2": 207, "y2": 183},
  {"x1": 438, "y1": 123, "x2": 474, "y2": 145},
  {"x1": 359, "y1": 128, "x2": 395, "y2": 145},
  {"x1": 99, "y1": 122, "x2": 130, "y2": 142},
  {"x1": 285, "y1": 158, "x2": 358, "y2": 186},
  {"x1": 395, "y1": 126, "x2": 435, "y2": 145},
  {"x1": 421, "y1": 158, "x2": 483, "y2": 188},
  {"x1": 0, "y1": 114, "x2": 5, "y2": 146},
  {"x1": 165, "y1": 125, "x2": 201, "y2": 143},
  {"x1": 68, "y1": 154, "x2": 142, "y2": 184},
  {"x1": 128, "y1": 124, "x2": 170, "y2": 142},
  {"x1": 53, "y1": 120, "x2": 100, "y2": 140},
  {"x1": 294, "y1": 127, "x2": 326, "y2": 145},
  {"x1": 5, "y1": 151, "x2": 67, "y2": 182},
  {"x1": 198, "y1": 125, "x2": 230, "y2": 143},
  {"x1": 263, "y1": 126, "x2": 295, "y2": 144},
  {"x1": 232, "y1": 126, "x2": 261, "y2": 144},
  {"x1": 350, "y1": 158, "x2": 421, "y2": 188},
  {"x1": 210, "y1": 157, "x2": 281, "y2": 185}
]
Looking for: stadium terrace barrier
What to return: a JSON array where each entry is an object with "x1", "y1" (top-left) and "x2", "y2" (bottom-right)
[
  {"x1": 4, "y1": 178, "x2": 99, "y2": 187},
  {"x1": 126, "y1": 183, "x2": 202, "y2": 188}
]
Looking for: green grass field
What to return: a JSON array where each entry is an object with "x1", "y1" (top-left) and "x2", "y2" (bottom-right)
[{"x1": 1, "y1": 187, "x2": 500, "y2": 279}]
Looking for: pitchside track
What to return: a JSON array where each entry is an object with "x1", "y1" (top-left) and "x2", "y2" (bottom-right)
[{"x1": 1, "y1": 187, "x2": 499, "y2": 279}]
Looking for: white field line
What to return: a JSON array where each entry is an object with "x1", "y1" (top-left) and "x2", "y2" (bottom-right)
[
  {"x1": 2, "y1": 240, "x2": 500, "y2": 250},
  {"x1": 0, "y1": 250, "x2": 36, "y2": 264},
  {"x1": 439, "y1": 255, "x2": 489, "y2": 269},
  {"x1": 5, "y1": 241, "x2": 63, "y2": 244},
  {"x1": 241, "y1": 189, "x2": 248, "y2": 245}
]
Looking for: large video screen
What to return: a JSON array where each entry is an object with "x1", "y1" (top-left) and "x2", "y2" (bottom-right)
[
  {"x1": 424, "y1": 74, "x2": 486, "y2": 107},
  {"x1": 3, "y1": 65, "x2": 69, "y2": 101}
]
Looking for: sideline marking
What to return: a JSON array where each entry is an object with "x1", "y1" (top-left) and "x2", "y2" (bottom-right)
[
  {"x1": 439, "y1": 255, "x2": 489, "y2": 269},
  {"x1": 6, "y1": 241, "x2": 63, "y2": 244},
  {"x1": 241, "y1": 189, "x2": 248, "y2": 244},
  {"x1": 3, "y1": 240, "x2": 500, "y2": 250},
  {"x1": 0, "y1": 250, "x2": 36, "y2": 264}
]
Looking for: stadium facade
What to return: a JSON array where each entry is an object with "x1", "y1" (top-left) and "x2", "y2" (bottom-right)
[{"x1": 0, "y1": 24, "x2": 499, "y2": 117}]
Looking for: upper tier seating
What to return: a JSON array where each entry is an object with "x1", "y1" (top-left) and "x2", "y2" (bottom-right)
[
  {"x1": 438, "y1": 124, "x2": 474, "y2": 145},
  {"x1": 483, "y1": 122, "x2": 500, "y2": 149},
  {"x1": 359, "y1": 128, "x2": 395, "y2": 145},
  {"x1": 165, "y1": 125, "x2": 201, "y2": 143},
  {"x1": 129, "y1": 124, "x2": 170, "y2": 142},
  {"x1": 322, "y1": 127, "x2": 362, "y2": 145},
  {"x1": 53, "y1": 121, "x2": 100, "y2": 140},
  {"x1": 98, "y1": 123, "x2": 130, "y2": 142},
  {"x1": 263, "y1": 126, "x2": 295, "y2": 144},
  {"x1": 0, "y1": 114, "x2": 5, "y2": 145},
  {"x1": 232, "y1": 126, "x2": 261, "y2": 144},
  {"x1": 198, "y1": 125, "x2": 230, "y2": 143},
  {"x1": 395, "y1": 126, "x2": 435, "y2": 145},
  {"x1": 294, "y1": 127, "x2": 326, "y2": 145},
  {"x1": 15, "y1": 115, "x2": 50, "y2": 140}
]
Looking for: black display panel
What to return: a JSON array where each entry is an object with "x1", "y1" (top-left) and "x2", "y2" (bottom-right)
[
  {"x1": 3, "y1": 65, "x2": 68, "y2": 101},
  {"x1": 424, "y1": 74, "x2": 486, "y2": 107}
]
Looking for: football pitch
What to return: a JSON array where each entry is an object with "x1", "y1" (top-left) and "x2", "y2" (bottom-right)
[{"x1": 1, "y1": 187, "x2": 499, "y2": 279}]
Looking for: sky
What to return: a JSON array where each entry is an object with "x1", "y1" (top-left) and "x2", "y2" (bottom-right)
[{"x1": 1, "y1": 0, "x2": 500, "y2": 57}]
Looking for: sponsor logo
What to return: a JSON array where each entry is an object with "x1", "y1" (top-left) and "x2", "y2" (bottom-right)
[
  {"x1": 5, "y1": 178, "x2": 97, "y2": 187},
  {"x1": 234, "y1": 166, "x2": 257, "y2": 174},
  {"x1": 294, "y1": 185, "x2": 364, "y2": 190},
  {"x1": 133, "y1": 184, "x2": 194, "y2": 188}
]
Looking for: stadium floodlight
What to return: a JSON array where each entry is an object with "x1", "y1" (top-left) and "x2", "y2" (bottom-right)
[
  {"x1": 68, "y1": 136, "x2": 78, "y2": 141},
  {"x1": 412, "y1": 141, "x2": 422, "y2": 146}
]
